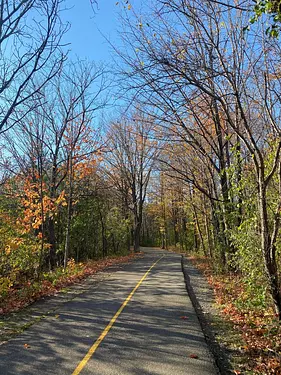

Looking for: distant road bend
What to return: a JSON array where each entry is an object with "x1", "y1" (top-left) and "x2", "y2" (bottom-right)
[{"x1": 0, "y1": 248, "x2": 218, "y2": 375}]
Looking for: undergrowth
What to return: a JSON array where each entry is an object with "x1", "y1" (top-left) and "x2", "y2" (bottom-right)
[{"x1": 190, "y1": 256, "x2": 281, "y2": 375}]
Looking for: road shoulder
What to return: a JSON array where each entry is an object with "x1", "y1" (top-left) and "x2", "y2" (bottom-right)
[
  {"x1": 0, "y1": 259, "x2": 138, "y2": 345},
  {"x1": 181, "y1": 256, "x2": 234, "y2": 375}
]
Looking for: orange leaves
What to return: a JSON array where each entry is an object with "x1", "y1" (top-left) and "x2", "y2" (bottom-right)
[
  {"x1": 73, "y1": 158, "x2": 98, "y2": 180},
  {"x1": 191, "y1": 256, "x2": 281, "y2": 375},
  {"x1": 55, "y1": 191, "x2": 67, "y2": 207},
  {"x1": 17, "y1": 174, "x2": 68, "y2": 236}
]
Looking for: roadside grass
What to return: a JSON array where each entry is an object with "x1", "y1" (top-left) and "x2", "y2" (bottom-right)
[
  {"x1": 0, "y1": 253, "x2": 142, "y2": 316},
  {"x1": 190, "y1": 256, "x2": 281, "y2": 375}
]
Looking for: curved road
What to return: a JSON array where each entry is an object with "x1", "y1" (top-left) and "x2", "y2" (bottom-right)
[{"x1": 0, "y1": 248, "x2": 218, "y2": 375}]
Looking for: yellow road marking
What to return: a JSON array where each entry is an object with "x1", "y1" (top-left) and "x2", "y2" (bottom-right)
[{"x1": 72, "y1": 255, "x2": 164, "y2": 375}]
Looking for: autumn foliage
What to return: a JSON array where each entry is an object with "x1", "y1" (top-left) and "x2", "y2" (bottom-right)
[
  {"x1": 0, "y1": 253, "x2": 141, "y2": 315},
  {"x1": 191, "y1": 257, "x2": 281, "y2": 375}
]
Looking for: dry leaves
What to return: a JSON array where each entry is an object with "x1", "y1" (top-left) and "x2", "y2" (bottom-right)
[
  {"x1": 0, "y1": 253, "x2": 141, "y2": 315},
  {"x1": 189, "y1": 354, "x2": 199, "y2": 359},
  {"x1": 190, "y1": 256, "x2": 281, "y2": 375}
]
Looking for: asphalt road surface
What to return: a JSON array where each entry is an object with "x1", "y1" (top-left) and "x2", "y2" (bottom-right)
[{"x1": 0, "y1": 248, "x2": 218, "y2": 375}]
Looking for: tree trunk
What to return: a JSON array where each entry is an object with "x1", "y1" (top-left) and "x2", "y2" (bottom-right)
[
  {"x1": 64, "y1": 153, "x2": 73, "y2": 271},
  {"x1": 63, "y1": 189, "x2": 72, "y2": 270},
  {"x1": 98, "y1": 204, "x2": 107, "y2": 258},
  {"x1": 259, "y1": 178, "x2": 281, "y2": 319},
  {"x1": 48, "y1": 217, "x2": 56, "y2": 269},
  {"x1": 134, "y1": 219, "x2": 141, "y2": 252},
  {"x1": 174, "y1": 220, "x2": 179, "y2": 247}
]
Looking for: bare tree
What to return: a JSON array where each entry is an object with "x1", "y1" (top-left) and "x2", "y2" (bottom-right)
[
  {"x1": 116, "y1": 0, "x2": 281, "y2": 317},
  {"x1": 105, "y1": 112, "x2": 158, "y2": 252},
  {"x1": 0, "y1": 0, "x2": 67, "y2": 134},
  {"x1": 2, "y1": 60, "x2": 108, "y2": 269}
]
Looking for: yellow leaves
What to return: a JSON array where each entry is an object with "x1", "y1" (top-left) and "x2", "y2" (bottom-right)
[
  {"x1": 55, "y1": 191, "x2": 66, "y2": 206},
  {"x1": 177, "y1": 48, "x2": 186, "y2": 61},
  {"x1": 67, "y1": 258, "x2": 76, "y2": 271},
  {"x1": 127, "y1": 3, "x2": 132, "y2": 10},
  {"x1": 10, "y1": 239, "x2": 22, "y2": 250},
  {"x1": 5, "y1": 238, "x2": 23, "y2": 254}
]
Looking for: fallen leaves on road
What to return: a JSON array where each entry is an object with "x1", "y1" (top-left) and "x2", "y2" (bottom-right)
[{"x1": 189, "y1": 354, "x2": 199, "y2": 359}]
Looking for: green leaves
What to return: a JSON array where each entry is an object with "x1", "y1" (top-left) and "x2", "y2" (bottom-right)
[{"x1": 248, "y1": 0, "x2": 281, "y2": 37}]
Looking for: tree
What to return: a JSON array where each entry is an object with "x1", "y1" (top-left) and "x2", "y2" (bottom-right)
[
  {"x1": 105, "y1": 112, "x2": 158, "y2": 252},
  {"x1": 0, "y1": 0, "x2": 67, "y2": 134},
  {"x1": 1, "y1": 60, "x2": 108, "y2": 269},
  {"x1": 117, "y1": 0, "x2": 281, "y2": 317}
]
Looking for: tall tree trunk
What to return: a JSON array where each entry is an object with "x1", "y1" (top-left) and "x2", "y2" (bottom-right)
[
  {"x1": 134, "y1": 217, "x2": 141, "y2": 252},
  {"x1": 259, "y1": 176, "x2": 281, "y2": 319},
  {"x1": 203, "y1": 196, "x2": 213, "y2": 258},
  {"x1": 98, "y1": 204, "x2": 107, "y2": 258},
  {"x1": 174, "y1": 219, "x2": 179, "y2": 247},
  {"x1": 64, "y1": 153, "x2": 73, "y2": 270},
  {"x1": 236, "y1": 136, "x2": 243, "y2": 227},
  {"x1": 48, "y1": 218, "x2": 56, "y2": 269}
]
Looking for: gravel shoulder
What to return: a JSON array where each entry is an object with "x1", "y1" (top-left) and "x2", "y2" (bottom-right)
[{"x1": 181, "y1": 256, "x2": 235, "y2": 375}]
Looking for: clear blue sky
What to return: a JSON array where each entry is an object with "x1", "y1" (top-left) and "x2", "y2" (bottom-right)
[{"x1": 62, "y1": 1, "x2": 142, "y2": 63}]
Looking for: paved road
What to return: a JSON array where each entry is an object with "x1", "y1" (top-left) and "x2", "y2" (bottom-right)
[{"x1": 0, "y1": 248, "x2": 218, "y2": 375}]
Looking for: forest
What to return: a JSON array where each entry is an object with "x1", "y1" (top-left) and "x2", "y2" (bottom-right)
[{"x1": 1, "y1": 1, "x2": 281, "y2": 373}]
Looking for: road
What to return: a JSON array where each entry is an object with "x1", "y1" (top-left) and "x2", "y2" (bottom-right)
[{"x1": 0, "y1": 248, "x2": 218, "y2": 375}]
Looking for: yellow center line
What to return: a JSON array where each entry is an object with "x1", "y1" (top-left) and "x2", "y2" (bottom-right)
[{"x1": 72, "y1": 254, "x2": 165, "y2": 375}]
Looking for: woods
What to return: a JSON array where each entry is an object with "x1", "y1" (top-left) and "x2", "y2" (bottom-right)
[
  {"x1": 1, "y1": 0, "x2": 281, "y2": 372},
  {"x1": 115, "y1": 0, "x2": 281, "y2": 320}
]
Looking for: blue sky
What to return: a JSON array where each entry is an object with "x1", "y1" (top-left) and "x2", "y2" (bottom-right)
[
  {"x1": 60, "y1": 0, "x2": 144, "y2": 119},
  {"x1": 62, "y1": 1, "x2": 141, "y2": 63}
]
